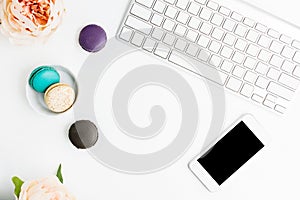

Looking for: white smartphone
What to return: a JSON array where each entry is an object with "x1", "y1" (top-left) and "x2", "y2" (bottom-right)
[{"x1": 189, "y1": 114, "x2": 270, "y2": 192}]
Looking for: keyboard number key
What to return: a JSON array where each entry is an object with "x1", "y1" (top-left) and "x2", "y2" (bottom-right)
[
  {"x1": 257, "y1": 35, "x2": 271, "y2": 48},
  {"x1": 199, "y1": 8, "x2": 212, "y2": 21},
  {"x1": 211, "y1": 13, "x2": 224, "y2": 26},
  {"x1": 187, "y1": 2, "x2": 201, "y2": 15},
  {"x1": 269, "y1": 41, "x2": 284, "y2": 54}
]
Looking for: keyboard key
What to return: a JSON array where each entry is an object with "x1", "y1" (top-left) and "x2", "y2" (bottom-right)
[
  {"x1": 246, "y1": 30, "x2": 259, "y2": 43},
  {"x1": 131, "y1": 4, "x2": 152, "y2": 21},
  {"x1": 165, "y1": 6, "x2": 178, "y2": 18},
  {"x1": 293, "y1": 51, "x2": 300, "y2": 64},
  {"x1": 143, "y1": 38, "x2": 156, "y2": 52},
  {"x1": 187, "y1": 2, "x2": 201, "y2": 15},
  {"x1": 244, "y1": 71, "x2": 257, "y2": 84},
  {"x1": 275, "y1": 105, "x2": 286, "y2": 114},
  {"x1": 223, "y1": 33, "x2": 236, "y2": 46},
  {"x1": 220, "y1": 46, "x2": 233, "y2": 58},
  {"x1": 207, "y1": 1, "x2": 219, "y2": 10},
  {"x1": 246, "y1": 44, "x2": 259, "y2": 57},
  {"x1": 163, "y1": 33, "x2": 176, "y2": 45},
  {"x1": 263, "y1": 99, "x2": 276, "y2": 109},
  {"x1": 279, "y1": 34, "x2": 292, "y2": 44},
  {"x1": 151, "y1": 14, "x2": 164, "y2": 26},
  {"x1": 293, "y1": 66, "x2": 300, "y2": 78},
  {"x1": 269, "y1": 55, "x2": 284, "y2": 68},
  {"x1": 163, "y1": 19, "x2": 176, "y2": 31},
  {"x1": 200, "y1": 8, "x2": 212, "y2": 21},
  {"x1": 211, "y1": 13, "x2": 224, "y2": 26},
  {"x1": 231, "y1": 12, "x2": 243, "y2": 22},
  {"x1": 164, "y1": 0, "x2": 176, "y2": 4},
  {"x1": 219, "y1": 6, "x2": 231, "y2": 16},
  {"x1": 211, "y1": 28, "x2": 224, "y2": 41},
  {"x1": 255, "y1": 62, "x2": 269, "y2": 75},
  {"x1": 281, "y1": 46, "x2": 294, "y2": 59},
  {"x1": 176, "y1": 11, "x2": 189, "y2": 24},
  {"x1": 221, "y1": 60, "x2": 234, "y2": 73},
  {"x1": 198, "y1": 49, "x2": 211, "y2": 61},
  {"x1": 223, "y1": 19, "x2": 236, "y2": 32},
  {"x1": 267, "y1": 68, "x2": 280, "y2": 80},
  {"x1": 252, "y1": 94, "x2": 264, "y2": 103},
  {"x1": 279, "y1": 73, "x2": 300, "y2": 90},
  {"x1": 267, "y1": 82, "x2": 294, "y2": 100},
  {"x1": 267, "y1": 29, "x2": 280, "y2": 39},
  {"x1": 232, "y1": 66, "x2": 245, "y2": 78},
  {"x1": 226, "y1": 77, "x2": 242, "y2": 92},
  {"x1": 232, "y1": 51, "x2": 244, "y2": 64},
  {"x1": 198, "y1": 35, "x2": 210, "y2": 48},
  {"x1": 269, "y1": 41, "x2": 284, "y2": 54},
  {"x1": 176, "y1": 0, "x2": 189, "y2": 10},
  {"x1": 188, "y1": 17, "x2": 201, "y2": 29},
  {"x1": 240, "y1": 84, "x2": 254, "y2": 98},
  {"x1": 174, "y1": 39, "x2": 187, "y2": 51},
  {"x1": 258, "y1": 50, "x2": 272, "y2": 62},
  {"x1": 244, "y1": 57, "x2": 257, "y2": 69},
  {"x1": 255, "y1": 23, "x2": 267, "y2": 33},
  {"x1": 292, "y1": 40, "x2": 300, "y2": 50},
  {"x1": 209, "y1": 40, "x2": 222, "y2": 53},
  {"x1": 209, "y1": 55, "x2": 222, "y2": 67},
  {"x1": 243, "y1": 18, "x2": 255, "y2": 27},
  {"x1": 136, "y1": 0, "x2": 155, "y2": 8},
  {"x1": 235, "y1": 38, "x2": 247, "y2": 52},
  {"x1": 131, "y1": 32, "x2": 145, "y2": 47},
  {"x1": 257, "y1": 35, "x2": 271, "y2": 48},
  {"x1": 152, "y1": 28, "x2": 165, "y2": 40},
  {"x1": 153, "y1": 1, "x2": 166, "y2": 13},
  {"x1": 186, "y1": 44, "x2": 199, "y2": 57},
  {"x1": 186, "y1": 30, "x2": 199, "y2": 42},
  {"x1": 200, "y1": 22, "x2": 213, "y2": 35},
  {"x1": 281, "y1": 60, "x2": 295, "y2": 73},
  {"x1": 195, "y1": 0, "x2": 207, "y2": 5},
  {"x1": 255, "y1": 76, "x2": 269, "y2": 89},
  {"x1": 154, "y1": 43, "x2": 170, "y2": 58},
  {"x1": 120, "y1": 27, "x2": 133, "y2": 41},
  {"x1": 169, "y1": 51, "x2": 228, "y2": 85},
  {"x1": 174, "y1": 24, "x2": 187, "y2": 36},
  {"x1": 234, "y1": 24, "x2": 247, "y2": 37},
  {"x1": 125, "y1": 16, "x2": 152, "y2": 35}
]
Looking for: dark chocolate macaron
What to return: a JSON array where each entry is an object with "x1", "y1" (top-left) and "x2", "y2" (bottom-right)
[
  {"x1": 79, "y1": 24, "x2": 107, "y2": 52},
  {"x1": 69, "y1": 120, "x2": 99, "y2": 149}
]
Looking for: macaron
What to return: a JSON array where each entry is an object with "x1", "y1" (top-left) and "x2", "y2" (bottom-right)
[
  {"x1": 79, "y1": 24, "x2": 107, "y2": 52},
  {"x1": 29, "y1": 66, "x2": 60, "y2": 93},
  {"x1": 69, "y1": 120, "x2": 99, "y2": 149},
  {"x1": 44, "y1": 83, "x2": 76, "y2": 113}
]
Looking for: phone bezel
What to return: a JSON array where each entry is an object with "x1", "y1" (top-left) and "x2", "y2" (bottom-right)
[{"x1": 188, "y1": 114, "x2": 270, "y2": 192}]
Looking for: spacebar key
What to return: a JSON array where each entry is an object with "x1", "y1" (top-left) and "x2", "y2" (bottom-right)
[
  {"x1": 169, "y1": 51, "x2": 228, "y2": 85},
  {"x1": 125, "y1": 16, "x2": 152, "y2": 35}
]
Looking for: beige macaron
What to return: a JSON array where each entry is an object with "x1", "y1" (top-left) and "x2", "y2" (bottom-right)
[{"x1": 44, "y1": 83, "x2": 76, "y2": 113}]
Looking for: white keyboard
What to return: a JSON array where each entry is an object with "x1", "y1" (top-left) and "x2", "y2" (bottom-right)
[{"x1": 117, "y1": 0, "x2": 300, "y2": 114}]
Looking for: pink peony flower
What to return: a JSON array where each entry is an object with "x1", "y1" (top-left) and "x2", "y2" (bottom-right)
[{"x1": 0, "y1": 0, "x2": 65, "y2": 45}]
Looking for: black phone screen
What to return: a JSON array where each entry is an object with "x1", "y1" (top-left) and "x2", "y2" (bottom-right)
[{"x1": 198, "y1": 121, "x2": 264, "y2": 185}]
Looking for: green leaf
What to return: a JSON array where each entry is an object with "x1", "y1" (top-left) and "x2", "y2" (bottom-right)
[
  {"x1": 56, "y1": 164, "x2": 64, "y2": 184},
  {"x1": 12, "y1": 176, "x2": 24, "y2": 198}
]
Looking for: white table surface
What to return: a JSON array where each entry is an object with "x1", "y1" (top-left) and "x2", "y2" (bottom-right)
[{"x1": 1, "y1": 0, "x2": 300, "y2": 199}]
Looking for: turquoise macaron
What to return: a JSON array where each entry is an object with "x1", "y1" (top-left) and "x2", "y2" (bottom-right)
[{"x1": 29, "y1": 66, "x2": 60, "y2": 93}]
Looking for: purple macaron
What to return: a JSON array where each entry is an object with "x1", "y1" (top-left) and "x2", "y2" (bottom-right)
[{"x1": 79, "y1": 24, "x2": 107, "y2": 53}]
